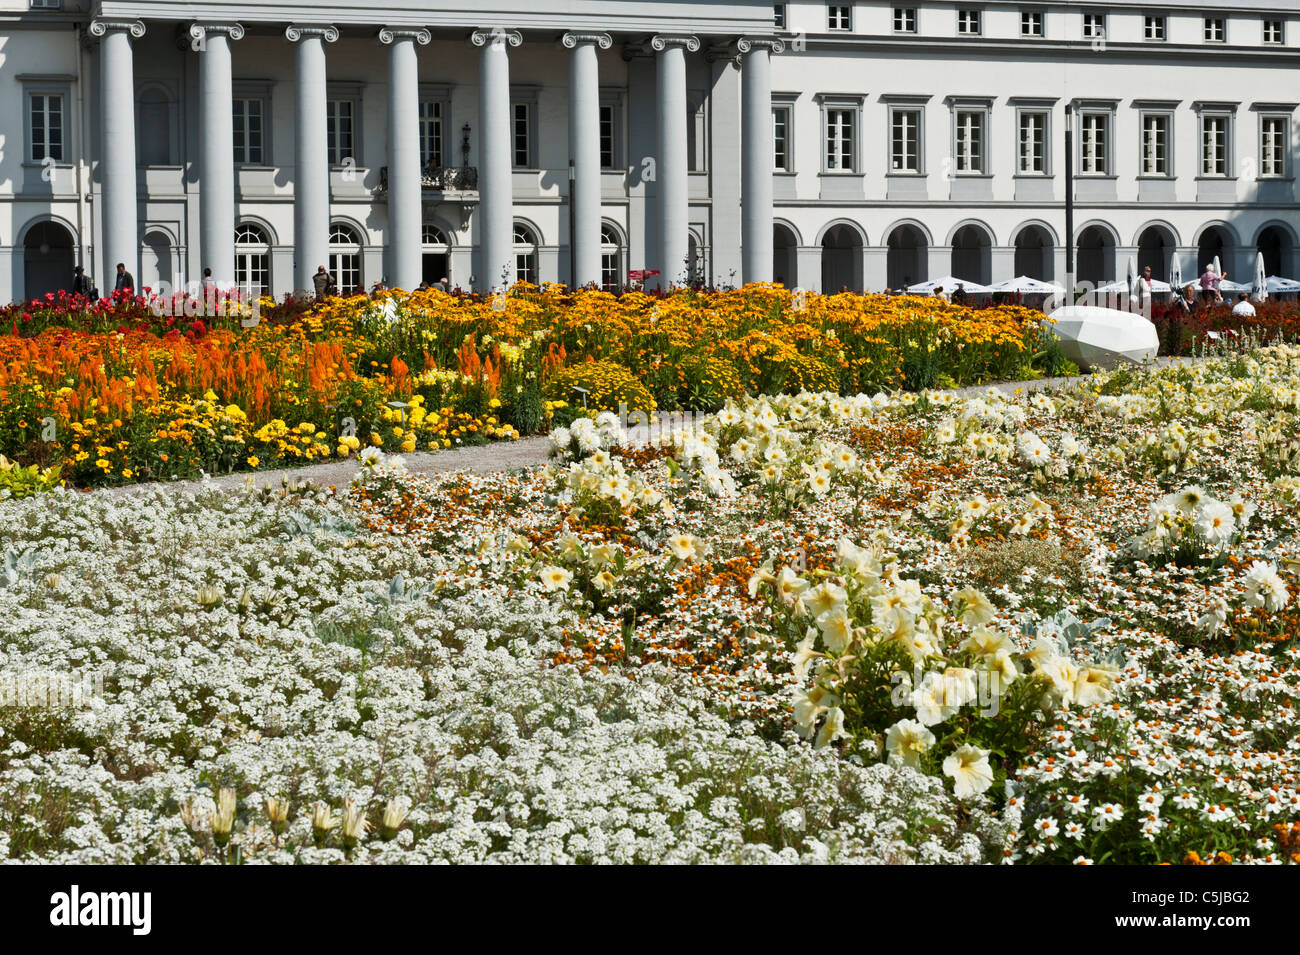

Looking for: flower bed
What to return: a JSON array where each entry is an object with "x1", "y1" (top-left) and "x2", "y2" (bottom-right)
[
  {"x1": 2, "y1": 344, "x2": 1299, "y2": 863},
  {"x1": 2, "y1": 284, "x2": 1054, "y2": 488}
]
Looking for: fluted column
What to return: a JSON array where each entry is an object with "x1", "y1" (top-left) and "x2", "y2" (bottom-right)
[
  {"x1": 285, "y1": 24, "x2": 339, "y2": 295},
  {"x1": 89, "y1": 19, "x2": 145, "y2": 285},
  {"x1": 652, "y1": 35, "x2": 698, "y2": 287},
  {"x1": 738, "y1": 37, "x2": 783, "y2": 285},
  {"x1": 562, "y1": 33, "x2": 612, "y2": 288},
  {"x1": 380, "y1": 27, "x2": 431, "y2": 291},
  {"x1": 193, "y1": 23, "x2": 244, "y2": 287},
  {"x1": 471, "y1": 28, "x2": 522, "y2": 291}
]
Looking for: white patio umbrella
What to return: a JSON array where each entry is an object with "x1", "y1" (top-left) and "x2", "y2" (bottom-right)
[
  {"x1": 1126, "y1": 255, "x2": 1141, "y2": 301},
  {"x1": 1212, "y1": 255, "x2": 1222, "y2": 279},
  {"x1": 1253, "y1": 252, "x2": 1268, "y2": 302},
  {"x1": 1096, "y1": 278, "x2": 1172, "y2": 295},
  {"x1": 904, "y1": 275, "x2": 992, "y2": 295},
  {"x1": 1266, "y1": 275, "x2": 1300, "y2": 294},
  {"x1": 1169, "y1": 252, "x2": 1183, "y2": 292},
  {"x1": 1217, "y1": 279, "x2": 1252, "y2": 293},
  {"x1": 988, "y1": 275, "x2": 1066, "y2": 294}
]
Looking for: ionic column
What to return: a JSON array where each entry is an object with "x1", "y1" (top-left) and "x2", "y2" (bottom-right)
[
  {"x1": 470, "y1": 28, "x2": 523, "y2": 292},
  {"x1": 89, "y1": 19, "x2": 146, "y2": 285},
  {"x1": 285, "y1": 24, "x2": 339, "y2": 295},
  {"x1": 651, "y1": 35, "x2": 698, "y2": 287},
  {"x1": 738, "y1": 37, "x2": 783, "y2": 285},
  {"x1": 380, "y1": 27, "x2": 431, "y2": 291},
  {"x1": 192, "y1": 22, "x2": 244, "y2": 287},
  {"x1": 562, "y1": 33, "x2": 612, "y2": 288}
]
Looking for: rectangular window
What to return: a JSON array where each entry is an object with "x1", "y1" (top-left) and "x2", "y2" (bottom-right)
[
  {"x1": 828, "y1": 5, "x2": 852, "y2": 30},
  {"x1": 326, "y1": 99, "x2": 354, "y2": 165},
  {"x1": 1018, "y1": 111, "x2": 1047, "y2": 174},
  {"x1": 1021, "y1": 11, "x2": 1044, "y2": 37},
  {"x1": 957, "y1": 9, "x2": 981, "y2": 35},
  {"x1": 773, "y1": 106, "x2": 791, "y2": 171},
  {"x1": 1200, "y1": 114, "x2": 1229, "y2": 176},
  {"x1": 955, "y1": 110, "x2": 984, "y2": 173},
  {"x1": 418, "y1": 101, "x2": 443, "y2": 168},
  {"x1": 232, "y1": 98, "x2": 264, "y2": 165},
  {"x1": 774, "y1": 3, "x2": 786, "y2": 28},
  {"x1": 1083, "y1": 13, "x2": 1106, "y2": 39},
  {"x1": 893, "y1": 7, "x2": 917, "y2": 32},
  {"x1": 1141, "y1": 114, "x2": 1169, "y2": 175},
  {"x1": 825, "y1": 108, "x2": 855, "y2": 171},
  {"x1": 891, "y1": 108, "x2": 921, "y2": 172},
  {"x1": 1264, "y1": 19, "x2": 1285, "y2": 44},
  {"x1": 512, "y1": 102, "x2": 531, "y2": 167},
  {"x1": 1144, "y1": 16, "x2": 1166, "y2": 40},
  {"x1": 1204, "y1": 17, "x2": 1225, "y2": 42},
  {"x1": 29, "y1": 92, "x2": 63, "y2": 162},
  {"x1": 600, "y1": 103, "x2": 620, "y2": 169},
  {"x1": 1262, "y1": 116, "x2": 1287, "y2": 177},
  {"x1": 1080, "y1": 112, "x2": 1108, "y2": 174}
]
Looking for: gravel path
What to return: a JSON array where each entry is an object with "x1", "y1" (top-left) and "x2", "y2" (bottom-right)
[{"x1": 104, "y1": 358, "x2": 1195, "y2": 498}]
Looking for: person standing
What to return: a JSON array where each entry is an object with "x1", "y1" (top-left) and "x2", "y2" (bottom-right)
[
  {"x1": 114, "y1": 262, "x2": 134, "y2": 293},
  {"x1": 313, "y1": 265, "x2": 331, "y2": 301},
  {"x1": 72, "y1": 265, "x2": 92, "y2": 297}
]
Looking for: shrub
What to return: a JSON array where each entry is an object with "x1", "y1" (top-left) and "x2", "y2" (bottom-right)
[{"x1": 544, "y1": 360, "x2": 657, "y2": 415}]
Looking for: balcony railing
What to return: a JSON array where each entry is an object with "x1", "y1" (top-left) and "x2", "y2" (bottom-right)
[{"x1": 377, "y1": 163, "x2": 478, "y2": 193}]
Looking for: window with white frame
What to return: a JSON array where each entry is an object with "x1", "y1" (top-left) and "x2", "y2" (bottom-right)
[
  {"x1": 1017, "y1": 110, "x2": 1048, "y2": 174},
  {"x1": 828, "y1": 4, "x2": 852, "y2": 30},
  {"x1": 328, "y1": 224, "x2": 363, "y2": 294},
  {"x1": 419, "y1": 100, "x2": 443, "y2": 168},
  {"x1": 1079, "y1": 112, "x2": 1109, "y2": 174},
  {"x1": 1021, "y1": 10, "x2": 1044, "y2": 37},
  {"x1": 954, "y1": 110, "x2": 985, "y2": 174},
  {"x1": 600, "y1": 224, "x2": 623, "y2": 291},
  {"x1": 326, "y1": 99, "x2": 355, "y2": 165},
  {"x1": 1200, "y1": 113, "x2": 1230, "y2": 176},
  {"x1": 1261, "y1": 115, "x2": 1288, "y2": 177},
  {"x1": 512, "y1": 102, "x2": 532, "y2": 167},
  {"x1": 773, "y1": 105, "x2": 791, "y2": 171},
  {"x1": 29, "y1": 92, "x2": 64, "y2": 162},
  {"x1": 1264, "y1": 19, "x2": 1285, "y2": 44},
  {"x1": 599, "y1": 100, "x2": 622, "y2": 170},
  {"x1": 513, "y1": 223, "x2": 539, "y2": 284},
  {"x1": 957, "y1": 9, "x2": 981, "y2": 35},
  {"x1": 891, "y1": 108, "x2": 922, "y2": 172},
  {"x1": 30, "y1": 0, "x2": 63, "y2": 8},
  {"x1": 1083, "y1": 13, "x2": 1106, "y2": 40},
  {"x1": 824, "y1": 107, "x2": 855, "y2": 171},
  {"x1": 774, "y1": 3, "x2": 786, "y2": 28},
  {"x1": 1144, "y1": 15, "x2": 1166, "y2": 40},
  {"x1": 893, "y1": 7, "x2": 917, "y2": 32},
  {"x1": 1204, "y1": 17, "x2": 1226, "y2": 42},
  {"x1": 1141, "y1": 113, "x2": 1170, "y2": 176},
  {"x1": 232, "y1": 98, "x2": 264, "y2": 164},
  {"x1": 234, "y1": 223, "x2": 270, "y2": 296}
]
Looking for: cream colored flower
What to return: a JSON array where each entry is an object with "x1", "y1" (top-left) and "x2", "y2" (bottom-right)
[
  {"x1": 952, "y1": 587, "x2": 995, "y2": 625},
  {"x1": 539, "y1": 566, "x2": 573, "y2": 592},
  {"x1": 885, "y1": 718, "x2": 936, "y2": 769},
  {"x1": 943, "y1": 744, "x2": 995, "y2": 799}
]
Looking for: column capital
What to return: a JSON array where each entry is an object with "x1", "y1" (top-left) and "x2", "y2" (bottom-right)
[
  {"x1": 88, "y1": 19, "x2": 146, "y2": 40},
  {"x1": 189, "y1": 22, "x2": 245, "y2": 47},
  {"x1": 470, "y1": 28, "x2": 523, "y2": 48},
  {"x1": 560, "y1": 32, "x2": 613, "y2": 51},
  {"x1": 736, "y1": 36, "x2": 786, "y2": 55},
  {"x1": 379, "y1": 27, "x2": 432, "y2": 46},
  {"x1": 284, "y1": 24, "x2": 340, "y2": 43},
  {"x1": 650, "y1": 34, "x2": 700, "y2": 54}
]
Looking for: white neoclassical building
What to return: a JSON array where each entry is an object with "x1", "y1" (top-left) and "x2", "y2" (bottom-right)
[{"x1": 3, "y1": 0, "x2": 1300, "y2": 300}]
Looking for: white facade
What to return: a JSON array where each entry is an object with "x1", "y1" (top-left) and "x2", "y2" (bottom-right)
[{"x1": 3, "y1": 0, "x2": 1300, "y2": 300}]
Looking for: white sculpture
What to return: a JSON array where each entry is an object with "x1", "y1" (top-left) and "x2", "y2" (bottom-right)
[{"x1": 1047, "y1": 305, "x2": 1159, "y2": 371}]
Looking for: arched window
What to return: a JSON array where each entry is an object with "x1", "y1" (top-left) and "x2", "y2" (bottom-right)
[
  {"x1": 422, "y1": 224, "x2": 449, "y2": 250},
  {"x1": 329, "y1": 224, "x2": 363, "y2": 295},
  {"x1": 513, "y1": 223, "x2": 538, "y2": 285},
  {"x1": 234, "y1": 223, "x2": 270, "y2": 296},
  {"x1": 600, "y1": 224, "x2": 623, "y2": 291}
]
